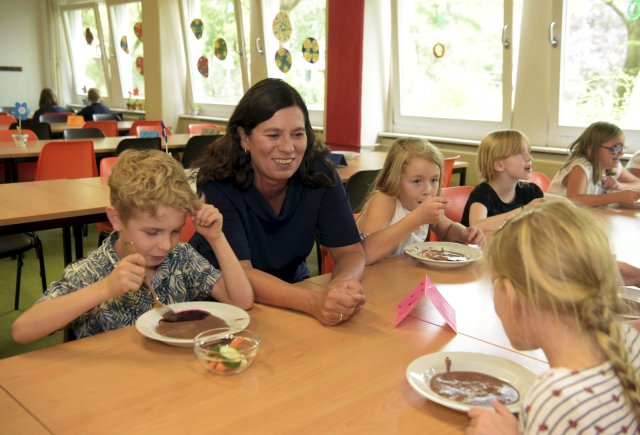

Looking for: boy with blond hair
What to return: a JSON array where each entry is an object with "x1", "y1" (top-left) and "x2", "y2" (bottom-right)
[{"x1": 13, "y1": 150, "x2": 253, "y2": 343}]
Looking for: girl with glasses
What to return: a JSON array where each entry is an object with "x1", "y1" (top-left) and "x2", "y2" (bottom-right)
[{"x1": 548, "y1": 121, "x2": 640, "y2": 207}]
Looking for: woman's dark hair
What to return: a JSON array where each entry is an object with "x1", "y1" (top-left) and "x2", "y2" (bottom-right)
[
  {"x1": 196, "y1": 78, "x2": 335, "y2": 189},
  {"x1": 39, "y1": 88, "x2": 59, "y2": 109}
]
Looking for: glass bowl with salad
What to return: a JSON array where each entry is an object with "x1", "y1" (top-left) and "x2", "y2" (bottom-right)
[{"x1": 193, "y1": 328, "x2": 260, "y2": 375}]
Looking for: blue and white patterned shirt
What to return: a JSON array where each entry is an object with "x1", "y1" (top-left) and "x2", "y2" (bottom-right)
[{"x1": 37, "y1": 233, "x2": 222, "y2": 338}]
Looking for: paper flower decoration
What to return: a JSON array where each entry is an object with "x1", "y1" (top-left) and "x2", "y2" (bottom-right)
[
  {"x1": 120, "y1": 35, "x2": 129, "y2": 54},
  {"x1": 191, "y1": 18, "x2": 204, "y2": 39},
  {"x1": 12, "y1": 102, "x2": 30, "y2": 134},
  {"x1": 135, "y1": 56, "x2": 144, "y2": 75},
  {"x1": 215, "y1": 38, "x2": 228, "y2": 61},
  {"x1": 302, "y1": 37, "x2": 320, "y2": 64},
  {"x1": 134, "y1": 21, "x2": 143, "y2": 41},
  {"x1": 272, "y1": 11, "x2": 292, "y2": 42},
  {"x1": 197, "y1": 56, "x2": 209, "y2": 78},
  {"x1": 133, "y1": 87, "x2": 139, "y2": 96},
  {"x1": 85, "y1": 27, "x2": 94, "y2": 45},
  {"x1": 275, "y1": 48, "x2": 292, "y2": 73}
]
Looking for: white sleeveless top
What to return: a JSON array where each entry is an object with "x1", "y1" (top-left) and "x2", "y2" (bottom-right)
[
  {"x1": 548, "y1": 157, "x2": 622, "y2": 197},
  {"x1": 389, "y1": 199, "x2": 430, "y2": 257}
]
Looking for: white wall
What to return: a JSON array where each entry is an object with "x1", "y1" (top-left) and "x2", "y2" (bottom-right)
[{"x1": 0, "y1": 0, "x2": 49, "y2": 110}]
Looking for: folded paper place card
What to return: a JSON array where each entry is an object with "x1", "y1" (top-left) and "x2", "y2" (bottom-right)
[
  {"x1": 67, "y1": 115, "x2": 84, "y2": 126},
  {"x1": 394, "y1": 274, "x2": 457, "y2": 332}
]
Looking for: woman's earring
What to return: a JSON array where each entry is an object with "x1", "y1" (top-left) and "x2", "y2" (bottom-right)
[{"x1": 244, "y1": 148, "x2": 249, "y2": 155}]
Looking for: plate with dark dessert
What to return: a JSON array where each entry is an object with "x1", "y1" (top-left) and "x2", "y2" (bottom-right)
[
  {"x1": 404, "y1": 242, "x2": 482, "y2": 269},
  {"x1": 135, "y1": 301, "x2": 250, "y2": 347},
  {"x1": 406, "y1": 351, "x2": 537, "y2": 413}
]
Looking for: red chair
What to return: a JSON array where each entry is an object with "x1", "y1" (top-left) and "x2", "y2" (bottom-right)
[
  {"x1": 180, "y1": 214, "x2": 196, "y2": 242},
  {"x1": 128, "y1": 120, "x2": 172, "y2": 137},
  {"x1": 0, "y1": 113, "x2": 17, "y2": 126},
  {"x1": 188, "y1": 123, "x2": 220, "y2": 135},
  {"x1": 0, "y1": 129, "x2": 39, "y2": 182},
  {"x1": 84, "y1": 120, "x2": 118, "y2": 137},
  {"x1": 528, "y1": 171, "x2": 551, "y2": 192},
  {"x1": 442, "y1": 155, "x2": 460, "y2": 188},
  {"x1": 441, "y1": 185, "x2": 474, "y2": 223}
]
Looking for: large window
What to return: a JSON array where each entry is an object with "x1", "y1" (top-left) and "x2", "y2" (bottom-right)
[
  {"x1": 549, "y1": 0, "x2": 640, "y2": 149},
  {"x1": 109, "y1": 1, "x2": 145, "y2": 101},
  {"x1": 61, "y1": 3, "x2": 110, "y2": 98},
  {"x1": 392, "y1": 0, "x2": 516, "y2": 138}
]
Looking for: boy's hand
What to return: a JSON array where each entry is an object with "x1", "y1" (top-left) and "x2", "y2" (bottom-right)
[
  {"x1": 461, "y1": 225, "x2": 486, "y2": 247},
  {"x1": 192, "y1": 204, "x2": 223, "y2": 242},
  {"x1": 107, "y1": 253, "x2": 145, "y2": 298},
  {"x1": 415, "y1": 196, "x2": 449, "y2": 225}
]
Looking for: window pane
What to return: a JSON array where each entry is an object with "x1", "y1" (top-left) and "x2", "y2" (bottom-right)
[
  {"x1": 559, "y1": 0, "x2": 640, "y2": 129},
  {"x1": 109, "y1": 1, "x2": 145, "y2": 99},
  {"x1": 183, "y1": 0, "x2": 244, "y2": 105},
  {"x1": 63, "y1": 7, "x2": 108, "y2": 96},
  {"x1": 397, "y1": 0, "x2": 505, "y2": 121},
  {"x1": 263, "y1": 0, "x2": 326, "y2": 111}
]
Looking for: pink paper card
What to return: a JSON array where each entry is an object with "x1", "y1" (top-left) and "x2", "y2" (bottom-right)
[
  {"x1": 394, "y1": 277, "x2": 426, "y2": 326},
  {"x1": 424, "y1": 275, "x2": 457, "y2": 332}
]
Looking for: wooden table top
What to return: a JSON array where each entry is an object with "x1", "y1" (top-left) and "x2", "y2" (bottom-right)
[
  {"x1": 336, "y1": 151, "x2": 468, "y2": 182},
  {"x1": 0, "y1": 133, "x2": 191, "y2": 159},
  {"x1": 49, "y1": 120, "x2": 134, "y2": 134}
]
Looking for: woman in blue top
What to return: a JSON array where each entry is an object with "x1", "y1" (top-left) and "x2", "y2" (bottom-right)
[{"x1": 191, "y1": 78, "x2": 365, "y2": 326}]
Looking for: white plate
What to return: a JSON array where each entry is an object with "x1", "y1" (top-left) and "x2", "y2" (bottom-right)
[
  {"x1": 404, "y1": 242, "x2": 483, "y2": 269},
  {"x1": 406, "y1": 351, "x2": 537, "y2": 413},
  {"x1": 135, "y1": 301, "x2": 250, "y2": 347}
]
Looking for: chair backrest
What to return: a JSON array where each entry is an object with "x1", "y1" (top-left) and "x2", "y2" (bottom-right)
[
  {"x1": 10, "y1": 120, "x2": 51, "y2": 139},
  {"x1": 441, "y1": 185, "x2": 474, "y2": 223},
  {"x1": 35, "y1": 141, "x2": 98, "y2": 180},
  {"x1": 93, "y1": 113, "x2": 121, "y2": 121},
  {"x1": 128, "y1": 120, "x2": 172, "y2": 137},
  {"x1": 345, "y1": 169, "x2": 380, "y2": 213},
  {"x1": 188, "y1": 123, "x2": 221, "y2": 135},
  {"x1": 182, "y1": 135, "x2": 218, "y2": 168},
  {"x1": 99, "y1": 156, "x2": 118, "y2": 179},
  {"x1": 136, "y1": 125, "x2": 162, "y2": 138},
  {"x1": 528, "y1": 171, "x2": 551, "y2": 192},
  {"x1": 0, "y1": 129, "x2": 38, "y2": 141},
  {"x1": 0, "y1": 113, "x2": 17, "y2": 125},
  {"x1": 39, "y1": 112, "x2": 74, "y2": 123},
  {"x1": 180, "y1": 214, "x2": 196, "y2": 243},
  {"x1": 84, "y1": 120, "x2": 118, "y2": 137},
  {"x1": 63, "y1": 127, "x2": 105, "y2": 140},
  {"x1": 442, "y1": 155, "x2": 460, "y2": 188},
  {"x1": 115, "y1": 137, "x2": 162, "y2": 155}
]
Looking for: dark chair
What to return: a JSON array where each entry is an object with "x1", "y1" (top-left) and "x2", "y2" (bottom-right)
[
  {"x1": 115, "y1": 137, "x2": 162, "y2": 155},
  {"x1": 0, "y1": 233, "x2": 47, "y2": 310},
  {"x1": 10, "y1": 120, "x2": 51, "y2": 139},
  {"x1": 63, "y1": 127, "x2": 105, "y2": 140},
  {"x1": 344, "y1": 169, "x2": 380, "y2": 213},
  {"x1": 182, "y1": 135, "x2": 218, "y2": 168},
  {"x1": 93, "y1": 113, "x2": 121, "y2": 121},
  {"x1": 39, "y1": 112, "x2": 74, "y2": 123}
]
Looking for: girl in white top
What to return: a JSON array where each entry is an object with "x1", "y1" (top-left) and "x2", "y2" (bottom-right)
[
  {"x1": 466, "y1": 201, "x2": 640, "y2": 435},
  {"x1": 357, "y1": 138, "x2": 485, "y2": 265},
  {"x1": 548, "y1": 121, "x2": 640, "y2": 206}
]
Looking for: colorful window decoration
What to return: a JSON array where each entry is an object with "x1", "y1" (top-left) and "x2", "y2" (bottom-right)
[
  {"x1": 134, "y1": 21, "x2": 143, "y2": 41},
  {"x1": 120, "y1": 35, "x2": 129, "y2": 54},
  {"x1": 214, "y1": 38, "x2": 227, "y2": 61},
  {"x1": 190, "y1": 18, "x2": 204, "y2": 39},
  {"x1": 275, "y1": 47, "x2": 292, "y2": 73},
  {"x1": 302, "y1": 37, "x2": 320, "y2": 64},
  {"x1": 197, "y1": 56, "x2": 209, "y2": 78},
  {"x1": 273, "y1": 11, "x2": 293, "y2": 73},
  {"x1": 135, "y1": 56, "x2": 144, "y2": 76},
  {"x1": 85, "y1": 28, "x2": 94, "y2": 45}
]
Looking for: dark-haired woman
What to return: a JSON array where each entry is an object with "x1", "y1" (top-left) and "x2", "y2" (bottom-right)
[{"x1": 191, "y1": 78, "x2": 365, "y2": 326}]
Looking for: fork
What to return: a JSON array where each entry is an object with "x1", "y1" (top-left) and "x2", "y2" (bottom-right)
[{"x1": 124, "y1": 241, "x2": 178, "y2": 321}]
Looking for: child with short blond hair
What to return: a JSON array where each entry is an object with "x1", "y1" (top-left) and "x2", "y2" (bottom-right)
[
  {"x1": 462, "y1": 130, "x2": 545, "y2": 231},
  {"x1": 12, "y1": 149, "x2": 253, "y2": 343}
]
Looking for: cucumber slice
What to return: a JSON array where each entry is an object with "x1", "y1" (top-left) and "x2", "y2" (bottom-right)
[{"x1": 219, "y1": 345, "x2": 243, "y2": 368}]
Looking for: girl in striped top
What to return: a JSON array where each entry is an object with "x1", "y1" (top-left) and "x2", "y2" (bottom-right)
[{"x1": 466, "y1": 200, "x2": 640, "y2": 434}]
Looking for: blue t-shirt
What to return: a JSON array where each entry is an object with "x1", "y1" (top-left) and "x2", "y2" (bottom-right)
[
  {"x1": 191, "y1": 163, "x2": 360, "y2": 283},
  {"x1": 461, "y1": 181, "x2": 543, "y2": 226},
  {"x1": 77, "y1": 102, "x2": 111, "y2": 121}
]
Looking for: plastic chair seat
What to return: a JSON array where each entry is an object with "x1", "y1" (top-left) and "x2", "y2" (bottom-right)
[
  {"x1": 442, "y1": 155, "x2": 460, "y2": 188},
  {"x1": 116, "y1": 137, "x2": 162, "y2": 155},
  {"x1": 10, "y1": 120, "x2": 51, "y2": 139},
  {"x1": 36, "y1": 140, "x2": 98, "y2": 180},
  {"x1": 93, "y1": 113, "x2": 121, "y2": 121},
  {"x1": 84, "y1": 121, "x2": 118, "y2": 137},
  {"x1": 39, "y1": 112, "x2": 74, "y2": 123},
  {"x1": 528, "y1": 171, "x2": 551, "y2": 192},
  {"x1": 441, "y1": 185, "x2": 474, "y2": 223},
  {"x1": 345, "y1": 170, "x2": 380, "y2": 213},
  {"x1": 0, "y1": 233, "x2": 47, "y2": 310},
  {"x1": 128, "y1": 120, "x2": 172, "y2": 137},
  {"x1": 63, "y1": 128, "x2": 105, "y2": 140},
  {"x1": 182, "y1": 135, "x2": 218, "y2": 168}
]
